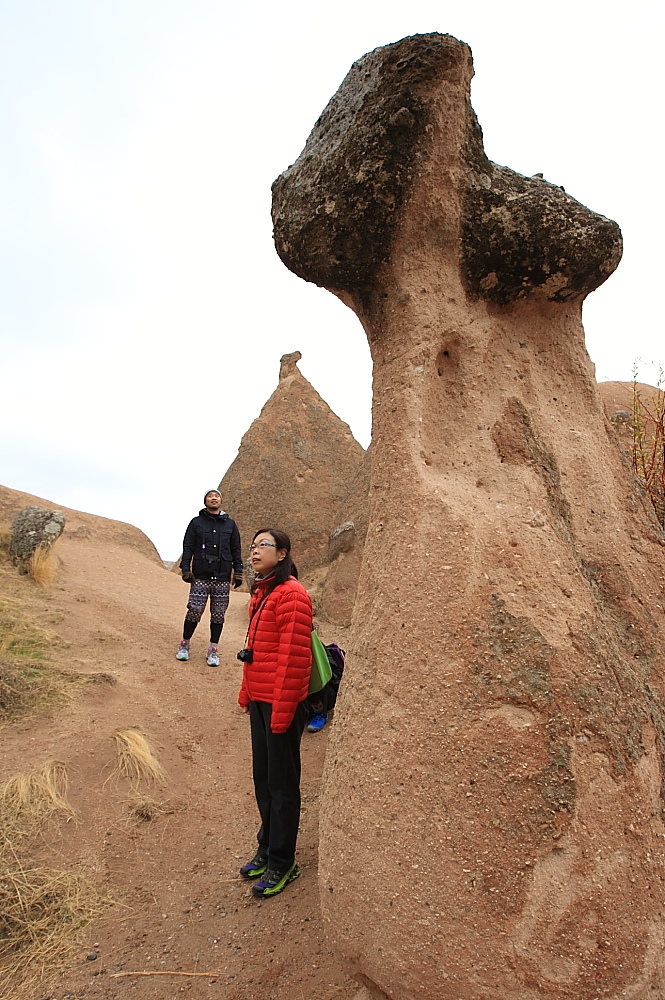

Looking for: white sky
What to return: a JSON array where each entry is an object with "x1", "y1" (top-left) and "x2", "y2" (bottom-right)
[{"x1": 0, "y1": 0, "x2": 662, "y2": 559}]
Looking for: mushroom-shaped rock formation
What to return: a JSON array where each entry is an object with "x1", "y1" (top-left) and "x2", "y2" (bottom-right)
[
  {"x1": 217, "y1": 352, "x2": 365, "y2": 575},
  {"x1": 272, "y1": 33, "x2": 665, "y2": 1000}
]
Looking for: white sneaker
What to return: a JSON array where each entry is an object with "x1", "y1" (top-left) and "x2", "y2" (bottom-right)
[
  {"x1": 176, "y1": 641, "x2": 190, "y2": 661},
  {"x1": 206, "y1": 645, "x2": 220, "y2": 667}
]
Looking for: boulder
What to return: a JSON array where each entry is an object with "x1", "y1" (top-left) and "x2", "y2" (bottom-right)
[
  {"x1": 217, "y1": 352, "x2": 365, "y2": 574},
  {"x1": 273, "y1": 32, "x2": 665, "y2": 1000},
  {"x1": 9, "y1": 505, "x2": 65, "y2": 571}
]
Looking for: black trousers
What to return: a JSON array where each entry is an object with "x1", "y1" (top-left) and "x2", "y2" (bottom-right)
[{"x1": 249, "y1": 700, "x2": 309, "y2": 873}]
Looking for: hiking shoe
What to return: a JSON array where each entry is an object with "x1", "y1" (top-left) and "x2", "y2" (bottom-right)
[
  {"x1": 307, "y1": 712, "x2": 328, "y2": 733},
  {"x1": 176, "y1": 640, "x2": 190, "y2": 661},
  {"x1": 251, "y1": 862, "x2": 300, "y2": 898},
  {"x1": 206, "y1": 645, "x2": 220, "y2": 667},
  {"x1": 239, "y1": 852, "x2": 268, "y2": 879}
]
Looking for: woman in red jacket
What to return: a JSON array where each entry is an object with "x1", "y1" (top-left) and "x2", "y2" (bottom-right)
[{"x1": 238, "y1": 528, "x2": 313, "y2": 898}]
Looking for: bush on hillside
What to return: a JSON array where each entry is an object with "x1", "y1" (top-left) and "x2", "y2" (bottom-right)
[{"x1": 632, "y1": 368, "x2": 665, "y2": 529}]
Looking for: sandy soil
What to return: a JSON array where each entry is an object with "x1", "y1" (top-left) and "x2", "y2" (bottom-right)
[{"x1": 1, "y1": 531, "x2": 356, "y2": 1000}]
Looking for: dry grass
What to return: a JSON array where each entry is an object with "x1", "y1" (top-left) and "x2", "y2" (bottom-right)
[
  {"x1": 128, "y1": 796, "x2": 167, "y2": 823},
  {"x1": 0, "y1": 765, "x2": 105, "y2": 999},
  {"x1": 632, "y1": 370, "x2": 665, "y2": 529},
  {"x1": 110, "y1": 729, "x2": 168, "y2": 788},
  {"x1": 0, "y1": 658, "x2": 76, "y2": 724},
  {"x1": 0, "y1": 761, "x2": 74, "y2": 842},
  {"x1": 27, "y1": 545, "x2": 56, "y2": 586},
  {"x1": 0, "y1": 594, "x2": 58, "y2": 661},
  {"x1": 0, "y1": 594, "x2": 72, "y2": 723},
  {"x1": 0, "y1": 525, "x2": 59, "y2": 586},
  {"x1": 0, "y1": 528, "x2": 11, "y2": 561},
  {"x1": 0, "y1": 852, "x2": 107, "y2": 1000}
]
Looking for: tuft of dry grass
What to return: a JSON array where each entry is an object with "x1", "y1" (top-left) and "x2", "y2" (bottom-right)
[
  {"x1": 0, "y1": 761, "x2": 74, "y2": 842},
  {"x1": 110, "y1": 729, "x2": 168, "y2": 788},
  {"x1": 27, "y1": 545, "x2": 56, "y2": 586},
  {"x1": 0, "y1": 853, "x2": 108, "y2": 1000}
]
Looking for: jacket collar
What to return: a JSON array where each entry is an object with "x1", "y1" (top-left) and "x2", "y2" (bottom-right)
[{"x1": 198, "y1": 508, "x2": 228, "y2": 520}]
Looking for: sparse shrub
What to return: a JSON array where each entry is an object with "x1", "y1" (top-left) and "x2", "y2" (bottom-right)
[{"x1": 631, "y1": 366, "x2": 665, "y2": 529}]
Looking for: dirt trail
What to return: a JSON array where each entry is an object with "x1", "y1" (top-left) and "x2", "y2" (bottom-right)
[{"x1": 1, "y1": 533, "x2": 355, "y2": 1000}]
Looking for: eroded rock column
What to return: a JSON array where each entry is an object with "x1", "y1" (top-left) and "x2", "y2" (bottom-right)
[{"x1": 272, "y1": 33, "x2": 665, "y2": 1000}]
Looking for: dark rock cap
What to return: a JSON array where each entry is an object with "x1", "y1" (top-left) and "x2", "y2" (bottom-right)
[{"x1": 272, "y1": 32, "x2": 622, "y2": 307}]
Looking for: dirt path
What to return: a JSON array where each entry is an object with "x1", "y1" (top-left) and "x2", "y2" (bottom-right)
[{"x1": 1, "y1": 534, "x2": 356, "y2": 1000}]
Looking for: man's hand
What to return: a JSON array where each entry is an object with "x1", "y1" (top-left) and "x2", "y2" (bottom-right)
[
  {"x1": 233, "y1": 573, "x2": 243, "y2": 590},
  {"x1": 181, "y1": 570, "x2": 195, "y2": 583}
]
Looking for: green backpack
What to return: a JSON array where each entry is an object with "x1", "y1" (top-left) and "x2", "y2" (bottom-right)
[{"x1": 309, "y1": 630, "x2": 333, "y2": 694}]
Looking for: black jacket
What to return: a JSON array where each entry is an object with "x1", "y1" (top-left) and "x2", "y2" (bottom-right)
[{"x1": 180, "y1": 509, "x2": 243, "y2": 581}]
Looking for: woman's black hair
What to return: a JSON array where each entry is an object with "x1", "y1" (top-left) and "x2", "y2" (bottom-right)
[{"x1": 251, "y1": 528, "x2": 298, "y2": 589}]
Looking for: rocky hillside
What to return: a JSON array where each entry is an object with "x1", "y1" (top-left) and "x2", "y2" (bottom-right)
[{"x1": 0, "y1": 484, "x2": 162, "y2": 564}]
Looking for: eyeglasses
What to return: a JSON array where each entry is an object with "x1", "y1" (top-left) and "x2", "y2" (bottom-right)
[{"x1": 248, "y1": 541, "x2": 278, "y2": 552}]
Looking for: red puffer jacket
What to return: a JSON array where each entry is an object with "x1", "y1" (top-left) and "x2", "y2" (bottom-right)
[{"x1": 238, "y1": 575, "x2": 313, "y2": 733}]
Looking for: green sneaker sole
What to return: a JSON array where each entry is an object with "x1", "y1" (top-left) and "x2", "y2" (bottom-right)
[
  {"x1": 252, "y1": 864, "x2": 300, "y2": 898},
  {"x1": 240, "y1": 863, "x2": 267, "y2": 879}
]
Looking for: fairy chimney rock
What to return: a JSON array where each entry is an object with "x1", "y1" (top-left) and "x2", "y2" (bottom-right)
[
  {"x1": 218, "y1": 354, "x2": 364, "y2": 574},
  {"x1": 279, "y1": 350, "x2": 302, "y2": 380},
  {"x1": 273, "y1": 32, "x2": 665, "y2": 1000}
]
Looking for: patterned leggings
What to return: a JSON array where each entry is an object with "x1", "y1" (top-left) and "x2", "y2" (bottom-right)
[{"x1": 184, "y1": 578, "x2": 230, "y2": 642}]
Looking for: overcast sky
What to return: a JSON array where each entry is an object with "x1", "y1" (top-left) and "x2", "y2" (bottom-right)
[{"x1": 1, "y1": 0, "x2": 662, "y2": 559}]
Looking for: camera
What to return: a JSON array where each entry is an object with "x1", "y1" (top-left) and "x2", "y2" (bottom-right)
[{"x1": 237, "y1": 648, "x2": 253, "y2": 663}]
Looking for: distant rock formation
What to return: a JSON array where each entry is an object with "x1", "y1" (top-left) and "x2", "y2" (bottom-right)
[
  {"x1": 217, "y1": 353, "x2": 365, "y2": 575},
  {"x1": 9, "y1": 506, "x2": 65, "y2": 571},
  {"x1": 273, "y1": 32, "x2": 665, "y2": 1000}
]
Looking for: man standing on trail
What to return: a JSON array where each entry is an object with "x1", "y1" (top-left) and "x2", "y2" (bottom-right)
[{"x1": 176, "y1": 490, "x2": 243, "y2": 666}]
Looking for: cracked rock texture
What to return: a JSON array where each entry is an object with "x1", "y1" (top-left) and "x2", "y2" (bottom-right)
[
  {"x1": 273, "y1": 32, "x2": 665, "y2": 1000},
  {"x1": 10, "y1": 505, "x2": 65, "y2": 570}
]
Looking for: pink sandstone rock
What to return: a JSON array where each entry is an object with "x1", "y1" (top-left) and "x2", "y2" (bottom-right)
[{"x1": 272, "y1": 33, "x2": 665, "y2": 1000}]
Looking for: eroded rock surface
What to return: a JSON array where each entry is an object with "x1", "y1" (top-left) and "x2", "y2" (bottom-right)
[
  {"x1": 320, "y1": 447, "x2": 371, "y2": 624},
  {"x1": 273, "y1": 32, "x2": 665, "y2": 1000},
  {"x1": 217, "y1": 353, "x2": 365, "y2": 574}
]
